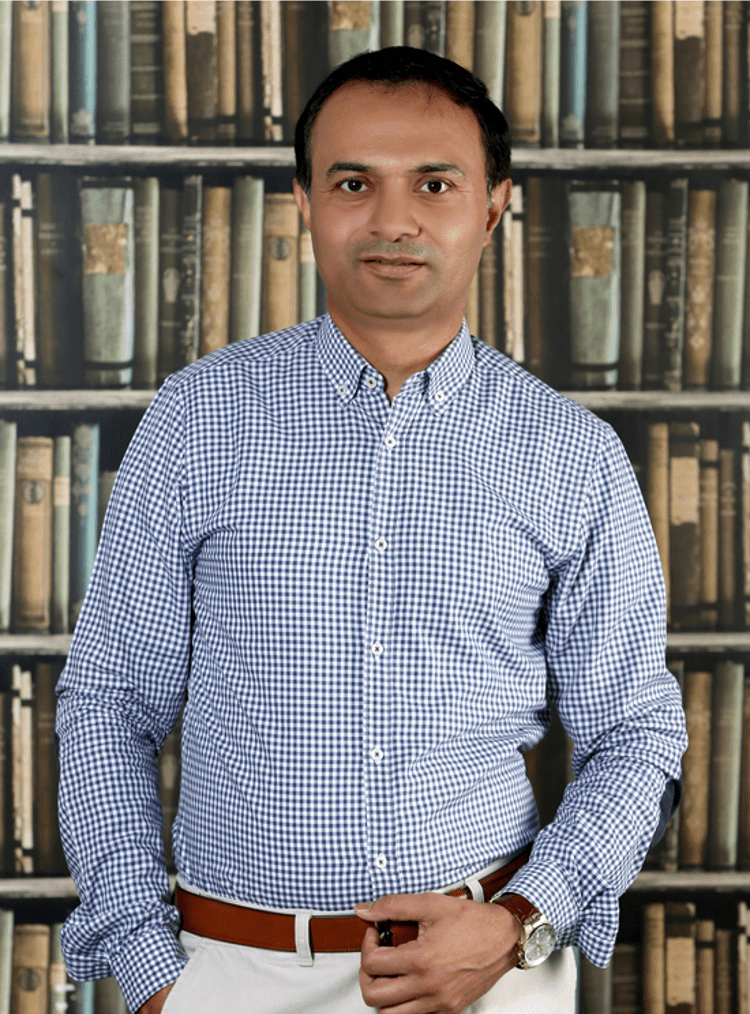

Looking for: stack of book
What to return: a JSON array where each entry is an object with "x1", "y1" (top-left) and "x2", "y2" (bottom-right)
[{"x1": 3, "y1": 2, "x2": 750, "y2": 151}]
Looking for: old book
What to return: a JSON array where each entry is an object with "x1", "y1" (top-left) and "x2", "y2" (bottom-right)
[
  {"x1": 540, "y1": 1, "x2": 560, "y2": 147},
  {"x1": 162, "y1": 0, "x2": 188, "y2": 142},
  {"x1": 68, "y1": 0, "x2": 97, "y2": 144},
  {"x1": 177, "y1": 175, "x2": 202, "y2": 367},
  {"x1": 718, "y1": 438, "x2": 737, "y2": 629},
  {"x1": 133, "y1": 177, "x2": 160, "y2": 388},
  {"x1": 97, "y1": 470, "x2": 116, "y2": 540},
  {"x1": 380, "y1": 0, "x2": 405, "y2": 48},
  {"x1": 36, "y1": 172, "x2": 84, "y2": 388},
  {"x1": 51, "y1": 435, "x2": 71, "y2": 635},
  {"x1": 69, "y1": 422, "x2": 100, "y2": 628},
  {"x1": 0, "y1": 5, "x2": 10, "y2": 141},
  {"x1": 446, "y1": 0, "x2": 475, "y2": 69},
  {"x1": 216, "y1": 0, "x2": 236, "y2": 143},
  {"x1": 673, "y1": 1, "x2": 705, "y2": 146},
  {"x1": 715, "y1": 928, "x2": 733, "y2": 1014},
  {"x1": 230, "y1": 176, "x2": 263, "y2": 344},
  {"x1": 93, "y1": 979, "x2": 127, "y2": 1014},
  {"x1": 739, "y1": 669, "x2": 750, "y2": 867},
  {"x1": 502, "y1": 182, "x2": 524, "y2": 365},
  {"x1": 579, "y1": 953, "x2": 612, "y2": 1014},
  {"x1": 199, "y1": 186, "x2": 232, "y2": 357},
  {"x1": 586, "y1": 0, "x2": 619, "y2": 148},
  {"x1": 619, "y1": 179, "x2": 646, "y2": 389},
  {"x1": 477, "y1": 229, "x2": 500, "y2": 351},
  {"x1": 11, "y1": 175, "x2": 37, "y2": 387},
  {"x1": 643, "y1": 183, "x2": 667, "y2": 388},
  {"x1": 665, "y1": 902, "x2": 696, "y2": 1014},
  {"x1": 504, "y1": 1, "x2": 543, "y2": 147},
  {"x1": 11, "y1": 924, "x2": 49, "y2": 1014},
  {"x1": 619, "y1": 1, "x2": 650, "y2": 145},
  {"x1": 525, "y1": 176, "x2": 567, "y2": 385},
  {"x1": 708, "y1": 659, "x2": 744, "y2": 868},
  {"x1": 186, "y1": 0, "x2": 218, "y2": 143},
  {"x1": 157, "y1": 181, "x2": 182, "y2": 380},
  {"x1": 13, "y1": 438, "x2": 53, "y2": 633},
  {"x1": 739, "y1": 902, "x2": 750, "y2": 1014},
  {"x1": 567, "y1": 180, "x2": 621, "y2": 389},
  {"x1": 643, "y1": 902, "x2": 665, "y2": 1014},
  {"x1": 131, "y1": 1, "x2": 164, "y2": 144},
  {"x1": 0, "y1": 695, "x2": 10, "y2": 876},
  {"x1": 329, "y1": 1, "x2": 380, "y2": 66},
  {"x1": 11, "y1": 666, "x2": 33, "y2": 875},
  {"x1": 0, "y1": 197, "x2": 9, "y2": 387},
  {"x1": 703, "y1": 0, "x2": 723, "y2": 145},
  {"x1": 12, "y1": 0, "x2": 50, "y2": 141},
  {"x1": 299, "y1": 222, "x2": 317, "y2": 326},
  {"x1": 611, "y1": 942, "x2": 640, "y2": 1014},
  {"x1": 559, "y1": 0, "x2": 587, "y2": 148},
  {"x1": 474, "y1": 1, "x2": 507, "y2": 108},
  {"x1": 79, "y1": 178, "x2": 135, "y2": 387},
  {"x1": 260, "y1": 1, "x2": 282, "y2": 141},
  {"x1": 744, "y1": 422, "x2": 750, "y2": 628},
  {"x1": 713, "y1": 178, "x2": 749, "y2": 390},
  {"x1": 236, "y1": 0, "x2": 259, "y2": 142},
  {"x1": 51, "y1": 0, "x2": 69, "y2": 143},
  {"x1": 654, "y1": 657, "x2": 684, "y2": 870},
  {"x1": 419, "y1": 0, "x2": 447, "y2": 55},
  {"x1": 0, "y1": 421, "x2": 16, "y2": 633},
  {"x1": 0, "y1": 909, "x2": 13, "y2": 1014},
  {"x1": 97, "y1": 0, "x2": 130, "y2": 143},
  {"x1": 48, "y1": 924, "x2": 67, "y2": 1014},
  {"x1": 722, "y1": 1, "x2": 743, "y2": 145},
  {"x1": 679, "y1": 670, "x2": 712, "y2": 867},
  {"x1": 261, "y1": 193, "x2": 300, "y2": 334},
  {"x1": 695, "y1": 920, "x2": 715, "y2": 1014},
  {"x1": 669, "y1": 421, "x2": 701, "y2": 629},
  {"x1": 646, "y1": 421, "x2": 670, "y2": 610},
  {"x1": 282, "y1": 1, "x2": 328, "y2": 142},
  {"x1": 34, "y1": 661, "x2": 67, "y2": 875},
  {"x1": 683, "y1": 188, "x2": 717, "y2": 389},
  {"x1": 662, "y1": 177, "x2": 689, "y2": 391},
  {"x1": 650, "y1": 0, "x2": 674, "y2": 146},
  {"x1": 699, "y1": 436, "x2": 719, "y2": 627}
]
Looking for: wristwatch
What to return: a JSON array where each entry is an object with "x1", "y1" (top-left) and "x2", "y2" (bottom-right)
[{"x1": 489, "y1": 892, "x2": 558, "y2": 969}]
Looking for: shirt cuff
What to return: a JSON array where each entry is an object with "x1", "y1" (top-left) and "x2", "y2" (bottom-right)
[{"x1": 108, "y1": 923, "x2": 189, "y2": 1014}]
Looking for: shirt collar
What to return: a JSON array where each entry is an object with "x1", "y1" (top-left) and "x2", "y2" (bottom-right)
[{"x1": 316, "y1": 313, "x2": 476, "y2": 414}]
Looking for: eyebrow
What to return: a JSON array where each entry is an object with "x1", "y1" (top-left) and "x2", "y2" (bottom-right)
[{"x1": 324, "y1": 160, "x2": 467, "y2": 182}]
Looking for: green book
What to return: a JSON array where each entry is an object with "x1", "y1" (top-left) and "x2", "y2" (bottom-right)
[
  {"x1": 0, "y1": 420, "x2": 16, "y2": 633},
  {"x1": 474, "y1": 1, "x2": 506, "y2": 109},
  {"x1": 328, "y1": 0, "x2": 380, "y2": 67},
  {"x1": 96, "y1": 0, "x2": 131, "y2": 143},
  {"x1": 618, "y1": 1, "x2": 650, "y2": 146},
  {"x1": 52, "y1": 435, "x2": 71, "y2": 636},
  {"x1": 0, "y1": 909, "x2": 13, "y2": 1014},
  {"x1": 567, "y1": 179, "x2": 621, "y2": 389},
  {"x1": 51, "y1": 0, "x2": 69, "y2": 142},
  {"x1": 708, "y1": 660, "x2": 744, "y2": 869},
  {"x1": 69, "y1": 422, "x2": 100, "y2": 629},
  {"x1": 661, "y1": 177, "x2": 689, "y2": 391},
  {"x1": 79, "y1": 178, "x2": 135, "y2": 387},
  {"x1": 712, "y1": 177, "x2": 748, "y2": 390},
  {"x1": 619, "y1": 179, "x2": 646, "y2": 389},
  {"x1": 585, "y1": 0, "x2": 620, "y2": 148},
  {"x1": 131, "y1": 1, "x2": 164, "y2": 145},
  {"x1": 230, "y1": 175, "x2": 264, "y2": 343},
  {"x1": 541, "y1": 0, "x2": 560, "y2": 147},
  {"x1": 133, "y1": 177, "x2": 160, "y2": 388}
]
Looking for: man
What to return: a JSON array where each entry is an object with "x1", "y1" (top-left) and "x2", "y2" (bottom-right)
[{"x1": 56, "y1": 46, "x2": 687, "y2": 1014}]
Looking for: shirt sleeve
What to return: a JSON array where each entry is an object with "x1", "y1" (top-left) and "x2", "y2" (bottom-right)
[
  {"x1": 55, "y1": 377, "x2": 192, "y2": 1013},
  {"x1": 502, "y1": 422, "x2": 688, "y2": 967}
]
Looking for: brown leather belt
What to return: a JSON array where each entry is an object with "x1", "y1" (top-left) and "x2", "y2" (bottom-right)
[{"x1": 174, "y1": 842, "x2": 532, "y2": 953}]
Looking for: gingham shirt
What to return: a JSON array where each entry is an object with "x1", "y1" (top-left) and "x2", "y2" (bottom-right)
[{"x1": 56, "y1": 314, "x2": 686, "y2": 1012}]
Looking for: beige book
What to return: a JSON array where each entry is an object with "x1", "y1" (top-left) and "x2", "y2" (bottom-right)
[
  {"x1": 465, "y1": 272, "x2": 479, "y2": 339},
  {"x1": 502, "y1": 183, "x2": 524, "y2": 363},
  {"x1": 679, "y1": 670, "x2": 712, "y2": 867},
  {"x1": 162, "y1": 1, "x2": 188, "y2": 142},
  {"x1": 699, "y1": 439, "x2": 719, "y2": 627},
  {"x1": 445, "y1": 1, "x2": 475, "y2": 71},
  {"x1": 11, "y1": 665, "x2": 33, "y2": 875},
  {"x1": 684, "y1": 190, "x2": 716, "y2": 388},
  {"x1": 298, "y1": 222, "x2": 317, "y2": 325},
  {"x1": 651, "y1": 1, "x2": 675, "y2": 145},
  {"x1": 200, "y1": 186, "x2": 232, "y2": 356},
  {"x1": 504, "y1": 1, "x2": 542, "y2": 146},
  {"x1": 739, "y1": 672, "x2": 750, "y2": 868},
  {"x1": 11, "y1": 924, "x2": 50, "y2": 1014},
  {"x1": 11, "y1": 176, "x2": 36, "y2": 387},
  {"x1": 646, "y1": 422, "x2": 670, "y2": 616},
  {"x1": 216, "y1": 0, "x2": 236, "y2": 143},
  {"x1": 643, "y1": 902, "x2": 666, "y2": 1014},
  {"x1": 12, "y1": 437, "x2": 53, "y2": 632},
  {"x1": 12, "y1": 0, "x2": 50, "y2": 140},
  {"x1": 703, "y1": 0, "x2": 723, "y2": 145},
  {"x1": 260, "y1": 0, "x2": 283, "y2": 141},
  {"x1": 739, "y1": 902, "x2": 749, "y2": 1014},
  {"x1": 665, "y1": 902, "x2": 696, "y2": 1014},
  {"x1": 261, "y1": 194, "x2": 300, "y2": 334},
  {"x1": 479, "y1": 229, "x2": 499, "y2": 350},
  {"x1": 695, "y1": 920, "x2": 715, "y2": 1014},
  {"x1": 743, "y1": 422, "x2": 750, "y2": 627},
  {"x1": 715, "y1": 928, "x2": 733, "y2": 1014}
]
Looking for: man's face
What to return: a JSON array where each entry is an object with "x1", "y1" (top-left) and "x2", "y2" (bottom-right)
[{"x1": 293, "y1": 81, "x2": 510, "y2": 332}]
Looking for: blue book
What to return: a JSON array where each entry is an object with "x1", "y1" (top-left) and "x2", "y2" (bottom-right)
[
  {"x1": 560, "y1": 0, "x2": 587, "y2": 148},
  {"x1": 69, "y1": 1, "x2": 97, "y2": 143},
  {"x1": 69, "y1": 422, "x2": 100, "y2": 630}
]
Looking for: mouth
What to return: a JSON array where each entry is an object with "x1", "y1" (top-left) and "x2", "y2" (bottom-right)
[{"x1": 362, "y1": 258, "x2": 426, "y2": 277}]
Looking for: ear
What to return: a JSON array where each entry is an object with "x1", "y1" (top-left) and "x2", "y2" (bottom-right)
[
  {"x1": 484, "y1": 179, "x2": 512, "y2": 245},
  {"x1": 293, "y1": 178, "x2": 311, "y2": 230}
]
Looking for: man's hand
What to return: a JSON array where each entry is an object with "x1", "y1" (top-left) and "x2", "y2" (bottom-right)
[
  {"x1": 139, "y1": 984, "x2": 174, "y2": 1014},
  {"x1": 354, "y1": 893, "x2": 521, "y2": 1014}
]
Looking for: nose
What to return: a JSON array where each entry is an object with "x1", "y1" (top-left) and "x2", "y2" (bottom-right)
[{"x1": 366, "y1": 181, "x2": 421, "y2": 242}]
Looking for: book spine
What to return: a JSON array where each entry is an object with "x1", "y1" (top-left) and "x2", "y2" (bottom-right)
[
  {"x1": 51, "y1": 0, "x2": 69, "y2": 143},
  {"x1": 719, "y1": 435, "x2": 737, "y2": 629},
  {"x1": 559, "y1": 0, "x2": 587, "y2": 148},
  {"x1": 130, "y1": 1, "x2": 164, "y2": 145},
  {"x1": 12, "y1": 0, "x2": 51, "y2": 141},
  {"x1": 186, "y1": 0, "x2": 218, "y2": 143},
  {"x1": 96, "y1": 0, "x2": 130, "y2": 143},
  {"x1": 133, "y1": 177, "x2": 160, "y2": 388},
  {"x1": 695, "y1": 920, "x2": 715, "y2": 1014},
  {"x1": 49, "y1": 922, "x2": 68, "y2": 1014},
  {"x1": 17, "y1": 668, "x2": 33, "y2": 875},
  {"x1": 69, "y1": 422, "x2": 100, "y2": 629},
  {"x1": 79, "y1": 178, "x2": 135, "y2": 387},
  {"x1": 567, "y1": 180, "x2": 621, "y2": 389},
  {"x1": 541, "y1": 1, "x2": 560, "y2": 148},
  {"x1": 738, "y1": 902, "x2": 749, "y2": 1014},
  {"x1": 502, "y1": 183, "x2": 525, "y2": 364},
  {"x1": 0, "y1": 198, "x2": 8, "y2": 388},
  {"x1": 199, "y1": 185, "x2": 232, "y2": 356},
  {"x1": 679, "y1": 669, "x2": 712, "y2": 867},
  {"x1": 380, "y1": 0, "x2": 405, "y2": 48},
  {"x1": 525, "y1": 176, "x2": 567, "y2": 384},
  {"x1": 504, "y1": 1, "x2": 543, "y2": 147},
  {"x1": 618, "y1": 0, "x2": 650, "y2": 146},
  {"x1": 68, "y1": 0, "x2": 97, "y2": 144},
  {"x1": 421, "y1": 0, "x2": 446, "y2": 57},
  {"x1": 585, "y1": 0, "x2": 619, "y2": 148},
  {"x1": 646, "y1": 421, "x2": 670, "y2": 612},
  {"x1": 664, "y1": 901, "x2": 696, "y2": 1014},
  {"x1": 34, "y1": 661, "x2": 67, "y2": 875},
  {"x1": 0, "y1": 4, "x2": 10, "y2": 141},
  {"x1": 0, "y1": 908, "x2": 13, "y2": 1014},
  {"x1": 261, "y1": 193, "x2": 300, "y2": 334},
  {"x1": 643, "y1": 184, "x2": 667, "y2": 388},
  {"x1": 673, "y1": 0, "x2": 705, "y2": 146},
  {"x1": 715, "y1": 928, "x2": 733, "y2": 1014},
  {"x1": 740, "y1": 670, "x2": 750, "y2": 867},
  {"x1": 98, "y1": 470, "x2": 116, "y2": 540},
  {"x1": 0, "y1": 421, "x2": 16, "y2": 633},
  {"x1": 178, "y1": 175, "x2": 202, "y2": 367},
  {"x1": 722, "y1": 1, "x2": 743, "y2": 145},
  {"x1": 236, "y1": 0, "x2": 257, "y2": 142},
  {"x1": 11, "y1": 176, "x2": 36, "y2": 387},
  {"x1": 611, "y1": 942, "x2": 640, "y2": 1014},
  {"x1": 474, "y1": 1, "x2": 506, "y2": 108},
  {"x1": 703, "y1": 0, "x2": 722, "y2": 146},
  {"x1": 699, "y1": 436, "x2": 719, "y2": 627},
  {"x1": 162, "y1": 0, "x2": 188, "y2": 143},
  {"x1": 11, "y1": 924, "x2": 50, "y2": 1013},
  {"x1": 643, "y1": 902, "x2": 666, "y2": 1014},
  {"x1": 446, "y1": 1, "x2": 475, "y2": 70},
  {"x1": 13, "y1": 438, "x2": 53, "y2": 633},
  {"x1": 299, "y1": 222, "x2": 317, "y2": 327},
  {"x1": 713, "y1": 178, "x2": 749, "y2": 390},
  {"x1": 216, "y1": 0, "x2": 236, "y2": 143},
  {"x1": 708, "y1": 659, "x2": 744, "y2": 869},
  {"x1": 260, "y1": 0, "x2": 282, "y2": 141},
  {"x1": 329, "y1": 0, "x2": 380, "y2": 66},
  {"x1": 684, "y1": 188, "x2": 717, "y2": 389},
  {"x1": 157, "y1": 181, "x2": 183, "y2": 380},
  {"x1": 619, "y1": 178, "x2": 645, "y2": 389},
  {"x1": 479, "y1": 229, "x2": 500, "y2": 352},
  {"x1": 669, "y1": 420, "x2": 701, "y2": 629},
  {"x1": 52, "y1": 435, "x2": 71, "y2": 635},
  {"x1": 650, "y1": 0, "x2": 675, "y2": 146},
  {"x1": 661, "y1": 176, "x2": 689, "y2": 391},
  {"x1": 744, "y1": 421, "x2": 750, "y2": 628}
]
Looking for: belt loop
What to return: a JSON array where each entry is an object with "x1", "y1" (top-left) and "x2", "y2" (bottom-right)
[
  {"x1": 465, "y1": 876, "x2": 484, "y2": 903},
  {"x1": 295, "y1": 911, "x2": 314, "y2": 966}
]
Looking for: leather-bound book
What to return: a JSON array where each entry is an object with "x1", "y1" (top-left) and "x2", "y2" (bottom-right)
[
  {"x1": 12, "y1": 437, "x2": 53, "y2": 633},
  {"x1": 504, "y1": 1, "x2": 543, "y2": 147},
  {"x1": 683, "y1": 188, "x2": 716, "y2": 390},
  {"x1": 673, "y1": 1, "x2": 705, "y2": 146},
  {"x1": 708, "y1": 659, "x2": 744, "y2": 868},
  {"x1": 261, "y1": 194, "x2": 300, "y2": 334},
  {"x1": 678, "y1": 669, "x2": 712, "y2": 868}
]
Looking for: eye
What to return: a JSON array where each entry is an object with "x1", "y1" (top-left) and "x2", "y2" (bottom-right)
[
  {"x1": 421, "y1": 179, "x2": 451, "y2": 194},
  {"x1": 338, "y1": 178, "x2": 368, "y2": 193}
]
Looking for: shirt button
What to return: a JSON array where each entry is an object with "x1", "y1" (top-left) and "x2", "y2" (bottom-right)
[
  {"x1": 374, "y1": 537, "x2": 388, "y2": 552},
  {"x1": 337, "y1": 383, "x2": 347, "y2": 397},
  {"x1": 384, "y1": 435, "x2": 396, "y2": 450},
  {"x1": 370, "y1": 747, "x2": 384, "y2": 763},
  {"x1": 371, "y1": 642, "x2": 384, "y2": 657},
  {"x1": 375, "y1": 854, "x2": 388, "y2": 870},
  {"x1": 433, "y1": 389, "x2": 445, "y2": 403},
  {"x1": 365, "y1": 375, "x2": 378, "y2": 389}
]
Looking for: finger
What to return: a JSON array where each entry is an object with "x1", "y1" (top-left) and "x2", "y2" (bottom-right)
[
  {"x1": 355, "y1": 892, "x2": 440, "y2": 924},
  {"x1": 361, "y1": 923, "x2": 418, "y2": 978}
]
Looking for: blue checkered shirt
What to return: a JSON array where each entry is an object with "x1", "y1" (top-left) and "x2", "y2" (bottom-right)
[{"x1": 56, "y1": 314, "x2": 687, "y2": 1012}]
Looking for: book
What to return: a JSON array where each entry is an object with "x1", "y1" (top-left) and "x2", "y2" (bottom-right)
[
  {"x1": 708, "y1": 659, "x2": 744, "y2": 868},
  {"x1": 618, "y1": 1, "x2": 650, "y2": 146},
  {"x1": 642, "y1": 902, "x2": 665, "y2": 1013},
  {"x1": 715, "y1": 927, "x2": 733, "y2": 1014},
  {"x1": 722, "y1": 1, "x2": 743, "y2": 145},
  {"x1": 699, "y1": 435, "x2": 719, "y2": 628},
  {"x1": 579, "y1": 953, "x2": 612, "y2": 1014},
  {"x1": 0, "y1": 5, "x2": 10, "y2": 142},
  {"x1": 504, "y1": 1, "x2": 543, "y2": 147},
  {"x1": 328, "y1": 1, "x2": 380, "y2": 68},
  {"x1": 186, "y1": 0, "x2": 218, "y2": 143},
  {"x1": 0, "y1": 909, "x2": 13, "y2": 1014},
  {"x1": 69, "y1": 422, "x2": 100, "y2": 629},
  {"x1": 162, "y1": 0, "x2": 188, "y2": 143},
  {"x1": 11, "y1": 924, "x2": 49, "y2": 1014},
  {"x1": 703, "y1": 0, "x2": 723, "y2": 146},
  {"x1": 133, "y1": 177, "x2": 160, "y2": 388},
  {"x1": 420, "y1": 0, "x2": 447, "y2": 56},
  {"x1": 719, "y1": 433, "x2": 737, "y2": 630},
  {"x1": 52, "y1": 435, "x2": 71, "y2": 635},
  {"x1": 51, "y1": 0, "x2": 69, "y2": 143},
  {"x1": 665, "y1": 901, "x2": 696, "y2": 1014},
  {"x1": 646, "y1": 421, "x2": 670, "y2": 611},
  {"x1": 683, "y1": 188, "x2": 717, "y2": 389},
  {"x1": 669, "y1": 421, "x2": 701, "y2": 630},
  {"x1": 619, "y1": 179, "x2": 646, "y2": 389},
  {"x1": 131, "y1": 1, "x2": 164, "y2": 145},
  {"x1": 12, "y1": 0, "x2": 50, "y2": 142},
  {"x1": 474, "y1": 1, "x2": 507, "y2": 108},
  {"x1": 178, "y1": 175, "x2": 203, "y2": 368},
  {"x1": 261, "y1": 193, "x2": 300, "y2": 334},
  {"x1": 216, "y1": 0, "x2": 236, "y2": 143},
  {"x1": 260, "y1": 0, "x2": 283, "y2": 142},
  {"x1": 524, "y1": 176, "x2": 568, "y2": 385},
  {"x1": 541, "y1": 1, "x2": 560, "y2": 148},
  {"x1": 157, "y1": 181, "x2": 183, "y2": 380},
  {"x1": 13, "y1": 438, "x2": 53, "y2": 633},
  {"x1": 96, "y1": 0, "x2": 130, "y2": 143},
  {"x1": 586, "y1": 0, "x2": 619, "y2": 148},
  {"x1": 446, "y1": 0, "x2": 475, "y2": 70},
  {"x1": 713, "y1": 178, "x2": 749, "y2": 390},
  {"x1": 79, "y1": 178, "x2": 135, "y2": 388},
  {"x1": 93, "y1": 979, "x2": 127, "y2": 1014},
  {"x1": 0, "y1": 421, "x2": 16, "y2": 633},
  {"x1": 744, "y1": 422, "x2": 750, "y2": 629},
  {"x1": 679, "y1": 669, "x2": 712, "y2": 867},
  {"x1": 567, "y1": 180, "x2": 621, "y2": 389},
  {"x1": 695, "y1": 920, "x2": 715, "y2": 1014},
  {"x1": 0, "y1": 198, "x2": 9, "y2": 388},
  {"x1": 0, "y1": 695, "x2": 10, "y2": 876},
  {"x1": 380, "y1": 0, "x2": 405, "y2": 49},
  {"x1": 11, "y1": 666, "x2": 33, "y2": 876},
  {"x1": 611, "y1": 942, "x2": 640, "y2": 1014},
  {"x1": 739, "y1": 902, "x2": 750, "y2": 1014},
  {"x1": 661, "y1": 177, "x2": 689, "y2": 391},
  {"x1": 236, "y1": 0, "x2": 259, "y2": 142},
  {"x1": 34, "y1": 661, "x2": 67, "y2": 876},
  {"x1": 199, "y1": 186, "x2": 232, "y2": 357},
  {"x1": 673, "y1": 1, "x2": 705, "y2": 147},
  {"x1": 650, "y1": 0, "x2": 674, "y2": 146},
  {"x1": 643, "y1": 182, "x2": 667, "y2": 389},
  {"x1": 68, "y1": 0, "x2": 97, "y2": 144},
  {"x1": 48, "y1": 923, "x2": 69, "y2": 1014},
  {"x1": 740, "y1": 668, "x2": 750, "y2": 868},
  {"x1": 559, "y1": 0, "x2": 586, "y2": 148},
  {"x1": 502, "y1": 181, "x2": 524, "y2": 365},
  {"x1": 98, "y1": 470, "x2": 117, "y2": 539},
  {"x1": 11, "y1": 176, "x2": 37, "y2": 387}
]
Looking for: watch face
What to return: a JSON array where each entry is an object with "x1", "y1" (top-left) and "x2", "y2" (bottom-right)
[{"x1": 525, "y1": 924, "x2": 557, "y2": 966}]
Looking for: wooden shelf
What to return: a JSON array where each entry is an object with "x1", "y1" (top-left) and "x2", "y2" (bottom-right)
[
  {"x1": 0, "y1": 390, "x2": 154, "y2": 411},
  {"x1": 0, "y1": 635, "x2": 72, "y2": 655},
  {"x1": 631, "y1": 870, "x2": 750, "y2": 892}
]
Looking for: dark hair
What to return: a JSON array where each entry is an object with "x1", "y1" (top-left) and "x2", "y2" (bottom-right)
[{"x1": 294, "y1": 46, "x2": 511, "y2": 204}]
